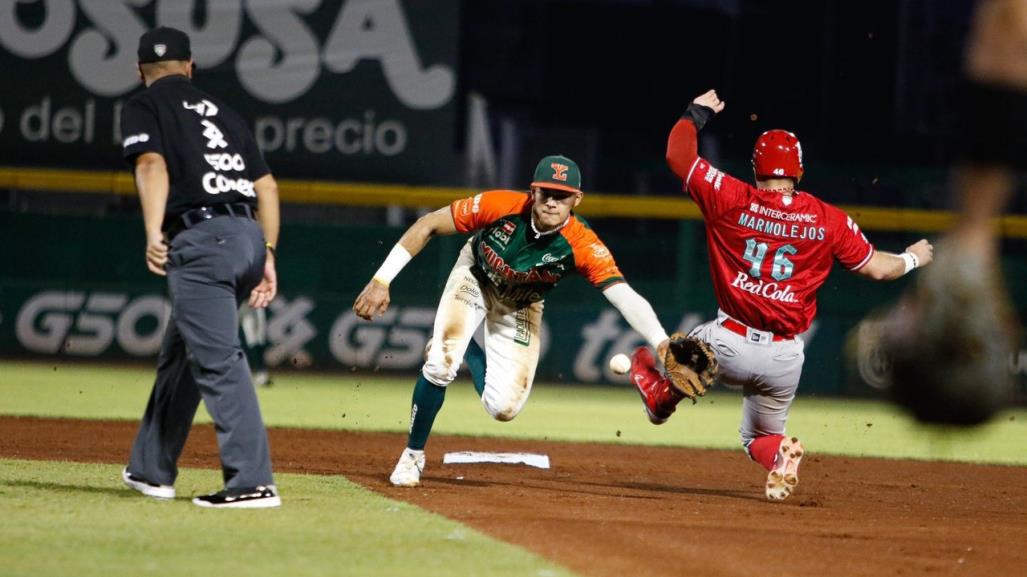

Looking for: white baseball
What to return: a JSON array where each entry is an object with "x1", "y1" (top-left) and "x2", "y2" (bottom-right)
[{"x1": 609, "y1": 353, "x2": 631, "y2": 375}]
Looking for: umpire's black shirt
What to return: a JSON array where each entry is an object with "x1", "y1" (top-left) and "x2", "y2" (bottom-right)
[{"x1": 121, "y1": 74, "x2": 269, "y2": 230}]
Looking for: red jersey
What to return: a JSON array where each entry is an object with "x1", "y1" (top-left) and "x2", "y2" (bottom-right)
[{"x1": 667, "y1": 119, "x2": 874, "y2": 336}]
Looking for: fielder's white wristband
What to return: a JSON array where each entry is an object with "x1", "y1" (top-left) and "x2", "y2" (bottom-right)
[
  {"x1": 900, "y1": 252, "x2": 919, "y2": 275},
  {"x1": 372, "y1": 244, "x2": 413, "y2": 287},
  {"x1": 602, "y1": 283, "x2": 670, "y2": 350}
]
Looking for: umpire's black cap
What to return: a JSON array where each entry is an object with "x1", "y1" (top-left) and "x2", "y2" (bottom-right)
[{"x1": 137, "y1": 26, "x2": 191, "y2": 63}]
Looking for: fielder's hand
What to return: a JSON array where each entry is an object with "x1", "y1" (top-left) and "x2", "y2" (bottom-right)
[
  {"x1": 693, "y1": 89, "x2": 725, "y2": 114},
  {"x1": 906, "y1": 239, "x2": 934, "y2": 268},
  {"x1": 144, "y1": 233, "x2": 168, "y2": 277},
  {"x1": 249, "y1": 257, "x2": 277, "y2": 309},
  {"x1": 353, "y1": 279, "x2": 391, "y2": 320}
]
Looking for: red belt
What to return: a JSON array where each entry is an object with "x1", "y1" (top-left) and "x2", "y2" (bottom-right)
[{"x1": 721, "y1": 318, "x2": 792, "y2": 342}]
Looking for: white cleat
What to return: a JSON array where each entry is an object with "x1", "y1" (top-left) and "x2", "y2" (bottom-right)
[
  {"x1": 389, "y1": 448, "x2": 425, "y2": 487},
  {"x1": 122, "y1": 468, "x2": 176, "y2": 500},
  {"x1": 766, "y1": 437, "x2": 804, "y2": 501}
]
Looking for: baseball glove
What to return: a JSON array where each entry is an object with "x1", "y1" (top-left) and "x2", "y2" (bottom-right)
[{"x1": 663, "y1": 333, "x2": 718, "y2": 401}]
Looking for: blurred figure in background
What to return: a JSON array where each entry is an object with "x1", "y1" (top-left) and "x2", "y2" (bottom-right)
[
  {"x1": 240, "y1": 304, "x2": 272, "y2": 388},
  {"x1": 885, "y1": 0, "x2": 1026, "y2": 425}
]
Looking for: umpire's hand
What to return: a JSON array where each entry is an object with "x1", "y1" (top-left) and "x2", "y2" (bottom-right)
[
  {"x1": 249, "y1": 256, "x2": 277, "y2": 309},
  {"x1": 145, "y1": 233, "x2": 168, "y2": 276},
  {"x1": 353, "y1": 279, "x2": 390, "y2": 320}
]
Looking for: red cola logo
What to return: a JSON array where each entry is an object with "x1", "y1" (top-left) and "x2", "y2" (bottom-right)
[{"x1": 730, "y1": 271, "x2": 798, "y2": 303}]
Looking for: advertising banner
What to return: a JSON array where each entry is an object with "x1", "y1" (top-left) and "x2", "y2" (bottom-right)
[
  {"x1": 5, "y1": 283, "x2": 1027, "y2": 400},
  {"x1": 2, "y1": 211, "x2": 1025, "y2": 399},
  {"x1": 0, "y1": 0, "x2": 461, "y2": 183}
]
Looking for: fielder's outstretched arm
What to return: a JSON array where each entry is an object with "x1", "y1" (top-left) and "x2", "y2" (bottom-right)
[
  {"x1": 353, "y1": 207, "x2": 458, "y2": 321},
  {"x1": 856, "y1": 239, "x2": 934, "y2": 281},
  {"x1": 602, "y1": 283, "x2": 671, "y2": 359}
]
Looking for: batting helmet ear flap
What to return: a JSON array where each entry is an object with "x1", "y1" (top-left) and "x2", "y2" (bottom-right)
[{"x1": 753, "y1": 130, "x2": 804, "y2": 182}]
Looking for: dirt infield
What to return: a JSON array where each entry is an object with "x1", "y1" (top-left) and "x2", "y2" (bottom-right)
[{"x1": 3, "y1": 416, "x2": 1026, "y2": 577}]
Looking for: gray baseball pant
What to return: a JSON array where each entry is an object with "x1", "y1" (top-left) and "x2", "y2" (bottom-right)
[
  {"x1": 689, "y1": 310, "x2": 805, "y2": 448},
  {"x1": 128, "y1": 216, "x2": 274, "y2": 489}
]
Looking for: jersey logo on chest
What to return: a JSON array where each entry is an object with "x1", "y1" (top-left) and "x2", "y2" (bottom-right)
[
  {"x1": 489, "y1": 220, "x2": 517, "y2": 247},
  {"x1": 479, "y1": 242, "x2": 563, "y2": 285}
]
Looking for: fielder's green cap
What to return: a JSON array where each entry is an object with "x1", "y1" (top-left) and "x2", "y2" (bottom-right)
[{"x1": 531, "y1": 155, "x2": 582, "y2": 194}]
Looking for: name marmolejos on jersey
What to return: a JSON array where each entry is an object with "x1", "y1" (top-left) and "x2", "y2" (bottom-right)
[{"x1": 737, "y1": 212, "x2": 826, "y2": 241}]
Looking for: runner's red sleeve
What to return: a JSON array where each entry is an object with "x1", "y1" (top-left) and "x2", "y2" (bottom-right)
[
  {"x1": 666, "y1": 118, "x2": 699, "y2": 181},
  {"x1": 829, "y1": 205, "x2": 875, "y2": 271}
]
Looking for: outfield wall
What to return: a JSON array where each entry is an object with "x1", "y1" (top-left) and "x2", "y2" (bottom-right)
[{"x1": 3, "y1": 210, "x2": 1025, "y2": 401}]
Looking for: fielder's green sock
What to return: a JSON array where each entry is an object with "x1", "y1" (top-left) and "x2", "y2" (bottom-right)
[
  {"x1": 465, "y1": 339, "x2": 487, "y2": 397},
  {"x1": 407, "y1": 373, "x2": 446, "y2": 450}
]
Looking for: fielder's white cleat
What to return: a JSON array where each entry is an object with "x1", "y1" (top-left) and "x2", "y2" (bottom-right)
[
  {"x1": 390, "y1": 448, "x2": 425, "y2": 487},
  {"x1": 122, "y1": 467, "x2": 176, "y2": 500},
  {"x1": 765, "y1": 437, "x2": 804, "y2": 501}
]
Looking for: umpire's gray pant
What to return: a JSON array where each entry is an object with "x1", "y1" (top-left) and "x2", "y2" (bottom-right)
[{"x1": 128, "y1": 215, "x2": 274, "y2": 490}]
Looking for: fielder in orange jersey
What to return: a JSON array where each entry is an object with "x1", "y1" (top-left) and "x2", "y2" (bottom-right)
[
  {"x1": 631, "y1": 90, "x2": 935, "y2": 501},
  {"x1": 354, "y1": 155, "x2": 677, "y2": 487}
]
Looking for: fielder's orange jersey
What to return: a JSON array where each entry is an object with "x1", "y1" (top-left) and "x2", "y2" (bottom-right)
[
  {"x1": 668, "y1": 119, "x2": 874, "y2": 336},
  {"x1": 450, "y1": 190, "x2": 624, "y2": 303}
]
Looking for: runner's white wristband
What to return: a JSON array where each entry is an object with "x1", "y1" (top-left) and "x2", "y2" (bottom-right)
[
  {"x1": 372, "y1": 245, "x2": 413, "y2": 287},
  {"x1": 900, "y1": 252, "x2": 919, "y2": 275}
]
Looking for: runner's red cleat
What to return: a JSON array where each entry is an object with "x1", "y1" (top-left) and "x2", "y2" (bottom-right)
[{"x1": 630, "y1": 347, "x2": 685, "y2": 425}]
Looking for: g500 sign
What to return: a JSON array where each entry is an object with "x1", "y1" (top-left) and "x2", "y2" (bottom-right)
[{"x1": 15, "y1": 291, "x2": 170, "y2": 357}]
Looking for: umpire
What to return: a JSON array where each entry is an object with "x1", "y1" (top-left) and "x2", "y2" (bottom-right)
[{"x1": 119, "y1": 26, "x2": 281, "y2": 508}]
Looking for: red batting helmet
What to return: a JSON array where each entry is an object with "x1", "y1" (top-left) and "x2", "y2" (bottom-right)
[{"x1": 752, "y1": 129, "x2": 804, "y2": 182}]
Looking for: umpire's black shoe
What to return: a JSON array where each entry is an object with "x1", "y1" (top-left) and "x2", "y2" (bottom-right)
[
  {"x1": 192, "y1": 485, "x2": 281, "y2": 509},
  {"x1": 122, "y1": 468, "x2": 175, "y2": 500}
]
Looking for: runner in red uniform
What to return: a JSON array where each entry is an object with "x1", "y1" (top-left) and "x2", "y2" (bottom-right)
[{"x1": 632, "y1": 90, "x2": 935, "y2": 501}]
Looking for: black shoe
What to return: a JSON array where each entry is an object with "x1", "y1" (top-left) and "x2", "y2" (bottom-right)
[
  {"x1": 122, "y1": 468, "x2": 175, "y2": 499},
  {"x1": 192, "y1": 485, "x2": 281, "y2": 509}
]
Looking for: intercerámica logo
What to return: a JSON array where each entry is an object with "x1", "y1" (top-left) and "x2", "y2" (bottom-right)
[{"x1": 0, "y1": 0, "x2": 455, "y2": 107}]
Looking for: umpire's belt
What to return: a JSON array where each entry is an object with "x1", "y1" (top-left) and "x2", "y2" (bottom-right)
[{"x1": 166, "y1": 203, "x2": 255, "y2": 240}]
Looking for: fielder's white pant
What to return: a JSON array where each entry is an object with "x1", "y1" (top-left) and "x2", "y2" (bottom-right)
[
  {"x1": 689, "y1": 310, "x2": 805, "y2": 449},
  {"x1": 422, "y1": 241, "x2": 544, "y2": 422}
]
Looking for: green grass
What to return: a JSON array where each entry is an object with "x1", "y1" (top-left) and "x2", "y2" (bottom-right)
[
  {"x1": 2, "y1": 360, "x2": 1025, "y2": 577},
  {"x1": 0, "y1": 459, "x2": 578, "y2": 577},
  {"x1": 2, "y1": 360, "x2": 1026, "y2": 464}
]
